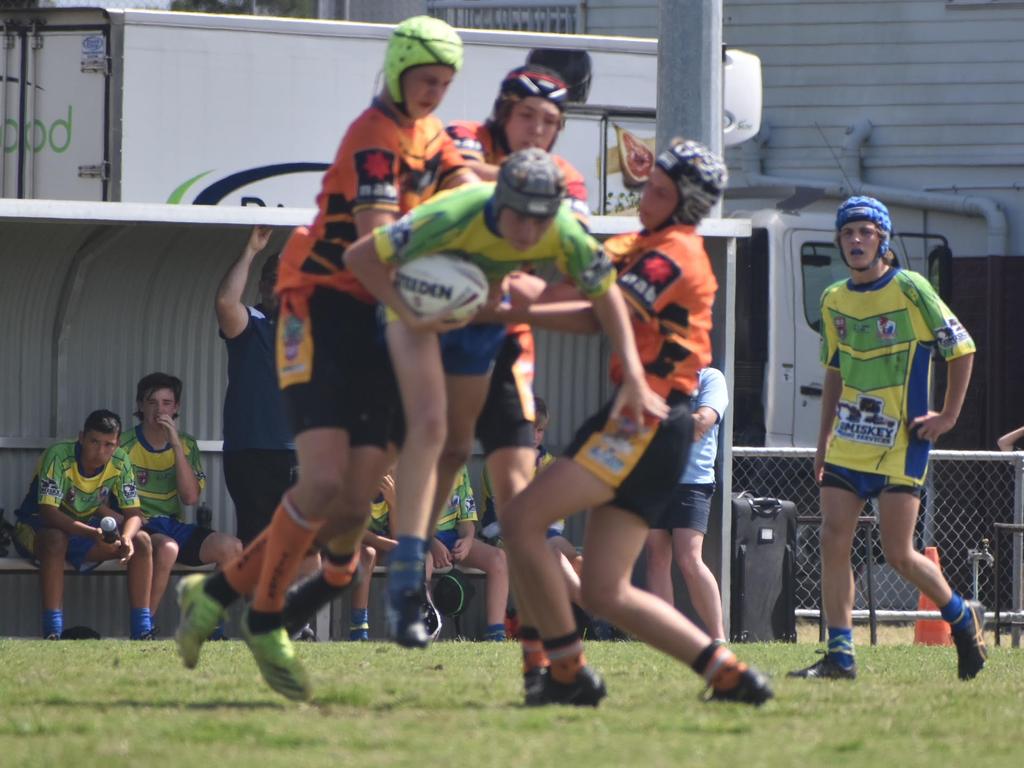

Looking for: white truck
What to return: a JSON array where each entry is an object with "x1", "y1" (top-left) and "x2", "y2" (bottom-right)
[{"x1": 0, "y1": 8, "x2": 760, "y2": 206}]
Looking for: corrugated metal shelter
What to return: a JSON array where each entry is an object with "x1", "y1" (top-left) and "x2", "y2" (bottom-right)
[{"x1": 0, "y1": 200, "x2": 747, "y2": 636}]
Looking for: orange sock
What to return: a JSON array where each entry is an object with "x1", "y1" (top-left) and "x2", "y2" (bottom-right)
[
  {"x1": 251, "y1": 497, "x2": 324, "y2": 614},
  {"x1": 544, "y1": 633, "x2": 585, "y2": 684},
  {"x1": 704, "y1": 646, "x2": 745, "y2": 692},
  {"x1": 520, "y1": 626, "x2": 550, "y2": 673},
  {"x1": 223, "y1": 527, "x2": 270, "y2": 597}
]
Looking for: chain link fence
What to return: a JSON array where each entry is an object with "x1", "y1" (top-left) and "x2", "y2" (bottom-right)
[{"x1": 732, "y1": 448, "x2": 1024, "y2": 623}]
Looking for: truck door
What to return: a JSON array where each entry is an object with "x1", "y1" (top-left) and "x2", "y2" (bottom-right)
[
  {"x1": 790, "y1": 230, "x2": 847, "y2": 446},
  {"x1": 1, "y1": 21, "x2": 109, "y2": 200}
]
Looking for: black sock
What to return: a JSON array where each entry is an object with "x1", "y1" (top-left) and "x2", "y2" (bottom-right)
[
  {"x1": 691, "y1": 640, "x2": 725, "y2": 676},
  {"x1": 247, "y1": 609, "x2": 284, "y2": 634},
  {"x1": 204, "y1": 572, "x2": 240, "y2": 608},
  {"x1": 282, "y1": 573, "x2": 341, "y2": 635}
]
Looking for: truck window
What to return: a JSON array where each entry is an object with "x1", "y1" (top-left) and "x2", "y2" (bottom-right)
[{"x1": 800, "y1": 242, "x2": 846, "y2": 333}]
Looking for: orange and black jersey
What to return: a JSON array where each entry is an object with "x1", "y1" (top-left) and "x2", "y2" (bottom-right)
[
  {"x1": 278, "y1": 98, "x2": 467, "y2": 303},
  {"x1": 445, "y1": 119, "x2": 589, "y2": 222},
  {"x1": 605, "y1": 224, "x2": 717, "y2": 398}
]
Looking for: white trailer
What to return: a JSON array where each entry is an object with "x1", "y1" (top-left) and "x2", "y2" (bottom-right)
[{"x1": 0, "y1": 8, "x2": 760, "y2": 208}]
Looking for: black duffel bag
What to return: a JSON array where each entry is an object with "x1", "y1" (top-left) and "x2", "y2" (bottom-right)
[{"x1": 730, "y1": 492, "x2": 797, "y2": 642}]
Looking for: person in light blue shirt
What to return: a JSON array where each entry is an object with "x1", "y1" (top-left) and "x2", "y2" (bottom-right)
[{"x1": 644, "y1": 367, "x2": 727, "y2": 640}]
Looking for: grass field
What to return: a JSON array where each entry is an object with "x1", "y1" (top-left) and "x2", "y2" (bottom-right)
[{"x1": 1, "y1": 633, "x2": 1021, "y2": 768}]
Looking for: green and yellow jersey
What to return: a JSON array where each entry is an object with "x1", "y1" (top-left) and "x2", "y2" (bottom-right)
[
  {"x1": 820, "y1": 268, "x2": 975, "y2": 483},
  {"x1": 435, "y1": 465, "x2": 478, "y2": 534},
  {"x1": 368, "y1": 495, "x2": 391, "y2": 536},
  {"x1": 119, "y1": 426, "x2": 206, "y2": 520},
  {"x1": 16, "y1": 440, "x2": 140, "y2": 521},
  {"x1": 373, "y1": 182, "x2": 614, "y2": 297}
]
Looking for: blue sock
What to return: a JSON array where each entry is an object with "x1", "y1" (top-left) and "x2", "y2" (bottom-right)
[
  {"x1": 827, "y1": 626, "x2": 855, "y2": 668},
  {"x1": 484, "y1": 623, "x2": 506, "y2": 642},
  {"x1": 130, "y1": 608, "x2": 153, "y2": 639},
  {"x1": 940, "y1": 592, "x2": 973, "y2": 635},
  {"x1": 210, "y1": 620, "x2": 226, "y2": 641},
  {"x1": 388, "y1": 536, "x2": 426, "y2": 597},
  {"x1": 42, "y1": 609, "x2": 63, "y2": 639},
  {"x1": 350, "y1": 608, "x2": 369, "y2": 641}
]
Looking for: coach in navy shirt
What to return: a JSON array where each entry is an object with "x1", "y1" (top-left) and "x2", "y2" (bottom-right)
[{"x1": 215, "y1": 226, "x2": 296, "y2": 545}]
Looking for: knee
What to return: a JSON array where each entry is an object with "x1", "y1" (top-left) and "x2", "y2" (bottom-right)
[
  {"x1": 155, "y1": 538, "x2": 179, "y2": 565},
  {"x1": 296, "y1": 467, "x2": 347, "y2": 511},
  {"x1": 35, "y1": 529, "x2": 68, "y2": 559},
  {"x1": 439, "y1": 440, "x2": 473, "y2": 473},
  {"x1": 677, "y1": 554, "x2": 706, "y2": 581},
  {"x1": 132, "y1": 530, "x2": 153, "y2": 556},
  {"x1": 407, "y1": 407, "x2": 447, "y2": 447},
  {"x1": 221, "y1": 536, "x2": 243, "y2": 561},
  {"x1": 645, "y1": 540, "x2": 673, "y2": 571},
  {"x1": 361, "y1": 545, "x2": 377, "y2": 565},
  {"x1": 881, "y1": 545, "x2": 914, "y2": 575},
  {"x1": 486, "y1": 547, "x2": 508, "y2": 577}
]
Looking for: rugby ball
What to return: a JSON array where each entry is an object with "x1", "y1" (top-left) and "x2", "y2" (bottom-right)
[{"x1": 395, "y1": 254, "x2": 489, "y2": 321}]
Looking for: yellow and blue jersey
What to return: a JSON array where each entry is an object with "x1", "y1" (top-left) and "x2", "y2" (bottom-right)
[
  {"x1": 820, "y1": 268, "x2": 975, "y2": 483},
  {"x1": 16, "y1": 440, "x2": 140, "y2": 521},
  {"x1": 435, "y1": 465, "x2": 478, "y2": 534},
  {"x1": 119, "y1": 426, "x2": 206, "y2": 520},
  {"x1": 373, "y1": 182, "x2": 614, "y2": 299}
]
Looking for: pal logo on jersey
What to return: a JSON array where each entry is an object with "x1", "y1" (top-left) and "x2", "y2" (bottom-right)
[
  {"x1": 618, "y1": 250, "x2": 680, "y2": 313},
  {"x1": 834, "y1": 315, "x2": 847, "y2": 341},
  {"x1": 877, "y1": 316, "x2": 897, "y2": 340}
]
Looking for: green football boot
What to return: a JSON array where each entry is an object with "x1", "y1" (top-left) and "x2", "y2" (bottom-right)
[
  {"x1": 175, "y1": 574, "x2": 226, "y2": 669},
  {"x1": 241, "y1": 607, "x2": 313, "y2": 702}
]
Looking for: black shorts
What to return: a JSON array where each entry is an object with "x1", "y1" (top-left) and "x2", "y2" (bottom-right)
[
  {"x1": 476, "y1": 328, "x2": 536, "y2": 456},
  {"x1": 278, "y1": 287, "x2": 403, "y2": 448},
  {"x1": 224, "y1": 449, "x2": 297, "y2": 545},
  {"x1": 566, "y1": 393, "x2": 693, "y2": 525},
  {"x1": 650, "y1": 484, "x2": 715, "y2": 534}
]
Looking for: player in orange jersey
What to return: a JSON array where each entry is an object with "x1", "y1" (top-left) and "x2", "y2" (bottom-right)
[
  {"x1": 446, "y1": 66, "x2": 594, "y2": 687},
  {"x1": 501, "y1": 139, "x2": 773, "y2": 708},
  {"x1": 174, "y1": 16, "x2": 476, "y2": 701}
]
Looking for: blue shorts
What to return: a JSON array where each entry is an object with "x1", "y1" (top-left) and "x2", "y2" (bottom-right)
[
  {"x1": 434, "y1": 529, "x2": 459, "y2": 551},
  {"x1": 13, "y1": 514, "x2": 103, "y2": 572},
  {"x1": 546, "y1": 527, "x2": 565, "y2": 540},
  {"x1": 651, "y1": 484, "x2": 715, "y2": 534},
  {"x1": 143, "y1": 515, "x2": 214, "y2": 566},
  {"x1": 440, "y1": 323, "x2": 507, "y2": 376},
  {"x1": 821, "y1": 464, "x2": 921, "y2": 500}
]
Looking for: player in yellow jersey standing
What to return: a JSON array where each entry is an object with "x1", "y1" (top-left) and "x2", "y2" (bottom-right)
[{"x1": 788, "y1": 196, "x2": 985, "y2": 681}]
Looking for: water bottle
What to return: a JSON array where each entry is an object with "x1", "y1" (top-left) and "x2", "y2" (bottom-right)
[
  {"x1": 196, "y1": 503, "x2": 213, "y2": 529},
  {"x1": 100, "y1": 516, "x2": 119, "y2": 543}
]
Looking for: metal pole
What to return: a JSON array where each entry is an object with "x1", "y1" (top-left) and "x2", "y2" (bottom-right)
[
  {"x1": 1, "y1": 23, "x2": 10, "y2": 198},
  {"x1": 1013, "y1": 454, "x2": 1023, "y2": 647},
  {"x1": 656, "y1": 0, "x2": 723, "y2": 218}
]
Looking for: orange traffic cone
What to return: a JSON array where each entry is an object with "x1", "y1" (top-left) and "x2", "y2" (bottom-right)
[{"x1": 914, "y1": 546, "x2": 953, "y2": 646}]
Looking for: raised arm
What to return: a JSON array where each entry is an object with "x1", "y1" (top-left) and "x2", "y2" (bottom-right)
[{"x1": 215, "y1": 226, "x2": 272, "y2": 339}]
